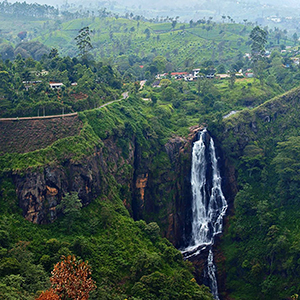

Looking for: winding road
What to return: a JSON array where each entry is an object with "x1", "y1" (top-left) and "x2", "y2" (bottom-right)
[{"x1": 0, "y1": 92, "x2": 130, "y2": 122}]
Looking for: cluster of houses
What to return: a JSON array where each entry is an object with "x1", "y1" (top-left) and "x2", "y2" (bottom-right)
[
  {"x1": 155, "y1": 69, "x2": 210, "y2": 82},
  {"x1": 153, "y1": 68, "x2": 255, "y2": 86},
  {"x1": 21, "y1": 69, "x2": 78, "y2": 91},
  {"x1": 22, "y1": 81, "x2": 78, "y2": 91}
]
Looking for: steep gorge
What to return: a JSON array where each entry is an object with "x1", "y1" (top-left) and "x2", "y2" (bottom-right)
[
  {"x1": 0, "y1": 98, "x2": 219, "y2": 300},
  {"x1": 9, "y1": 125, "x2": 204, "y2": 246},
  {"x1": 0, "y1": 99, "x2": 212, "y2": 249},
  {"x1": 4, "y1": 86, "x2": 300, "y2": 299},
  {"x1": 0, "y1": 96, "x2": 245, "y2": 300}
]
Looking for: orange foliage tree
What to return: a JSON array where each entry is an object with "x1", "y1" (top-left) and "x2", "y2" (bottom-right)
[
  {"x1": 50, "y1": 255, "x2": 96, "y2": 300},
  {"x1": 36, "y1": 289, "x2": 60, "y2": 300}
]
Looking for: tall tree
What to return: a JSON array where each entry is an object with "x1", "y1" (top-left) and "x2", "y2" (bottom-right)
[
  {"x1": 293, "y1": 33, "x2": 298, "y2": 45},
  {"x1": 229, "y1": 70, "x2": 236, "y2": 89},
  {"x1": 171, "y1": 20, "x2": 177, "y2": 30},
  {"x1": 250, "y1": 26, "x2": 268, "y2": 85},
  {"x1": 75, "y1": 27, "x2": 93, "y2": 57},
  {"x1": 144, "y1": 28, "x2": 151, "y2": 39},
  {"x1": 49, "y1": 48, "x2": 59, "y2": 59},
  {"x1": 57, "y1": 193, "x2": 82, "y2": 231},
  {"x1": 0, "y1": 70, "x2": 14, "y2": 100},
  {"x1": 250, "y1": 26, "x2": 268, "y2": 62}
]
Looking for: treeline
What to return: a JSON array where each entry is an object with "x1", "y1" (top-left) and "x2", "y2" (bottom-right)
[
  {"x1": 0, "y1": 1, "x2": 58, "y2": 18},
  {"x1": 0, "y1": 41, "x2": 49, "y2": 61}
]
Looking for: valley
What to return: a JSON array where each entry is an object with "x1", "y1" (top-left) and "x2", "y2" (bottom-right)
[{"x1": 1, "y1": 2, "x2": 300, "y2": 299}]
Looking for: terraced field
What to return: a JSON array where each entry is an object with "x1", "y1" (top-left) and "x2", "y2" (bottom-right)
[{"x1": 0, "y1": 115, "x2": 82, "y2": 155}]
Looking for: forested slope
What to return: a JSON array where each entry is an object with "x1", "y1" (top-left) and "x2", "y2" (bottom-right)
[
  {"x1": 0, "y1": 95, "x2": 215, "y2": 299},
  {"x1": 213, "y1": 86, "x2": 300, "y2": 299}
]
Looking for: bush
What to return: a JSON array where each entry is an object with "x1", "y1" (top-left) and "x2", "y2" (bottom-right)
[{"x1": 145, "y1": 222, "x2": 160, "y2": 241}]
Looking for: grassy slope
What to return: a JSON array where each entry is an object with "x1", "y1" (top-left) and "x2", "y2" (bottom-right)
[
  {"x1": 0, "y1": 15, "x2": 251, "y2": 68},
  {"x1": 61, "y1": 19, "x2": 250, "y2": 67}
]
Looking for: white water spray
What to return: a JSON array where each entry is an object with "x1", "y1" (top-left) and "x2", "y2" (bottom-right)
[{"x1": 182, "y1": 129, "x2": 227, "y2": 299}]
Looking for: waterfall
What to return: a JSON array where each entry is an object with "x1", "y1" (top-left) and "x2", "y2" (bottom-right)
[
  {"x1": 207, "y1": 249, "x2": 220, "y2": 300},
  {"x1": 182, "y1": 129, "x2": 227, "y2": 300}
]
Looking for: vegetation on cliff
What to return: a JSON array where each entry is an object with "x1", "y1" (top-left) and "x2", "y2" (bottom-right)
[
  {"x1": 0, "y1": 172, "x2": 213, "y2": 299},
  {"x1": 211, "y1": 87, "x2": 300, "y2": 299},
  {"x1": 2, "y1": 8, "x2": 300, "y2": 299},
  {"x1": 0, "y1": 90, "x2": 213, "y2": 298},
  {"x1": 0, "y1": 48, "x2": 298, "y2": 299}
]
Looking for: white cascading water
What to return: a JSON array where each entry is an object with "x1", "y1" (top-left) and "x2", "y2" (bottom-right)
[
  {"x1": 207, "y1": 249, "x2": 220, "y2": 300},
  {"x1": 182, "y1": 129, "x2": 228, "y2": 300}
]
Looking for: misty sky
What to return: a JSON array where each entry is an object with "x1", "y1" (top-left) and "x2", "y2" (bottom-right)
[
  {"x1": 7, "y1": 0, "x2": 300, "y2": 8},
  {"x1": 6, "y1": 0, "x2": 300, "y2": 24}
]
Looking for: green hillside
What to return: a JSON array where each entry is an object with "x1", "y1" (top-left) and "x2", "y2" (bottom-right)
[
  {"x1": 36, "y1": 18, "x2": 252, "y2": 69},
  {"x1": 0, "y1": 73, "x2": 296, "y2": 300},
  {"x1": 0, "y1": 95, "x2": 214, "y2": 299},
  {"x1": 2, "y1": 3, "x2": 300, "y2": 300},
  {"x1": 0, "y1": 179, "x2": 213, "y2": 299},
  {"x1": 211, "y1": 87, "x2": 300, "y2": 299}
]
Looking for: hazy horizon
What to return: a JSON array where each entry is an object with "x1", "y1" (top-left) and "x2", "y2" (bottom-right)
[
  {"x1": 4, "y1": 0, "x2": 300, "y2": 27},
  {"x1": 6, "y1": 0, "x2": 300, "y2": 9}
]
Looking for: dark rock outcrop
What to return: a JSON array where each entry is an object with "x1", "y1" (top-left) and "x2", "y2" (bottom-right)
[
  {"x1": 12, "y1": 135, "x2": 136, "y2": 224},
  {"x1": 139, "y1": 125, "x2": 204, "y2": 247}
]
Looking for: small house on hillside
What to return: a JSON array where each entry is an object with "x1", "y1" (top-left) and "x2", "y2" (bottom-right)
[
  {"x1": 245, "y1": 72, "x2": 254, "y2": 78},
  {"x1": 36, "y1": 70, "x2": 49, "y2": 77},
  {"x1": 235, "y1": 73, "x2": 244, "y2": 78},
  {"x1": 185, "y1": 74, "x2": 195, "y2": 81},
  {"x1": 49, "y1": 82, "x2": 64, "y2": 89},
  {"x1": 216, "y1": 74, "x2": 230, "y2": 79},
  {"x1": 192, "y1": 69, "x2": 201, "y2": 77},
  {"x1": 171, "y1": 72, "x2": 188, "y2": 79},
  {"x1": 22, "y1": 80, "x2": 42, "y2": 91},
  {"x1": 291, "y1": 57, "x2": 300, "y2": 65},
  {"x1": 156, "y1": 73, "x2": 168, "y2": 79}
]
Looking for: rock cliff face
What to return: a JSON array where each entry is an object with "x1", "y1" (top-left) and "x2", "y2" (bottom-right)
[
  {"x1": 12, "y1": 134, "x2": 136, "y2": 224},
  {"x1": 11, "y1": 129, "x2": 191, "y2": 233},
  {"x1": 141, "y1": 133, "x2": 193, "y2": 247},
  {"x1": 10, "y1": 123, "x2": 236, "y2": 250}
]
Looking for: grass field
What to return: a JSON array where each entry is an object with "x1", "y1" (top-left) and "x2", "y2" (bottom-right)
[{"x1": 0, "y1": 14, "x2": 255, "y2": 70}]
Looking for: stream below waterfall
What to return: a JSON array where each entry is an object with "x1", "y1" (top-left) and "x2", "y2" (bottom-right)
[{"x1": 181, "y1": 129, "x2": 228, "y2": 300}]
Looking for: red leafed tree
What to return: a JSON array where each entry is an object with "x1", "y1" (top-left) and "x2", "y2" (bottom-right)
[
  {"x1": 36, "y1": 289, "x2": 61, "y2": 300},
  {"x1": 17, "y1": 31, "x2": 27, "y2": 40},
  {"x1": 50, "y1": 255, "x2": 96, "y2": 300}
]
